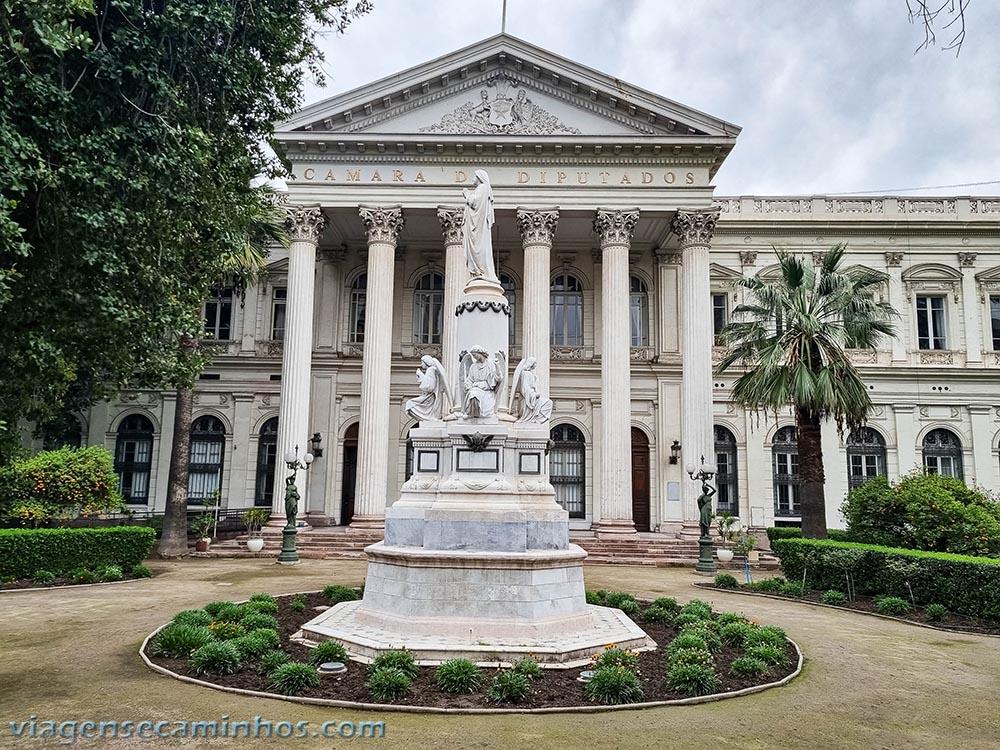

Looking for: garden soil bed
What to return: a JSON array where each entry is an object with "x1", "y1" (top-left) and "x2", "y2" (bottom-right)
[
  {"x1": 146, "y1": 592, "x2": 799, "y2": 709},
  {"x1": 696, "y1": 582, "x2": 1000, "y2": 636},
  {"x1": 1, "y1": 573, "x2": 152, "y2": 591}
]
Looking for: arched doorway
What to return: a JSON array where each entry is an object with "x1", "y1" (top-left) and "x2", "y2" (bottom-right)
[
  {"x1": 631, "y1": 427, "x2": 650, "y2": 532},
  {"x1": 340, "y1": 423, "x2": 359, "y2": 525}
]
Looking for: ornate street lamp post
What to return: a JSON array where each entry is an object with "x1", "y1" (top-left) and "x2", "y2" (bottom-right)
[
  {"x1": 277, "y1": 445, "x2": 313, "y2": 565},
  {"x1": 686, "y1": 456, "x2": 718, "y2": 575}
]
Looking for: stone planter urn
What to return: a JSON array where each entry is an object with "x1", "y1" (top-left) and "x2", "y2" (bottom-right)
[
  {"x1": 246, "y1": 537, "x2": 265, "y2": 553},
  {"x1": 716, "y1": 547, "x2": 734, "y2": 563}
]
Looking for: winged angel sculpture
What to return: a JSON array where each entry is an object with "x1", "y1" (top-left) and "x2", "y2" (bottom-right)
[
  {"x1": 404, "y1": 355, "x2": 453, "y2": 422},
  {"x1": 460, "y1": 346, "x2": 506, "y2": 418},
  {"x1": 509, "y1": 357, "x2": 552, "y2": 424}
]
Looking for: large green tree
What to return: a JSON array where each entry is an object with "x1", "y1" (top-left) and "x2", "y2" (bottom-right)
[
  {"x1": 715, "y1": 245, "x2": 897, "y2": 538},
  {"x1": 0, "y1": 0, "x2": 369, "y2": 458}
]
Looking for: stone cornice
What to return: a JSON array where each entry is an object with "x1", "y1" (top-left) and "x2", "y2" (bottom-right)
[
  {"x1": 671, "y1": 207, "x2": 720, "y2": 247},
  {"x1": 594, "y1": 208, "x2": 639, "y2": 248},
  {"x1": 358, "y1": 205, "x2": 404, "y2": 245},
  {"x1": 516, "y1": 207, "x2": 560, "y2": 246},
  {"x1": 436, "y1": 206, "x2": 464, "y2": 245},
  {"x1": 285, "y1": 205, "x2": 325, "y2": 244}
]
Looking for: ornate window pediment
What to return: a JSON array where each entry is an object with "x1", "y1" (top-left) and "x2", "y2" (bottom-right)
[
  {"x1": 975, "y1": 265, "x2": 1000, "y2": 302},
  {"x1": 902, "y1": 264, "x2": 962, "y2": 302}
]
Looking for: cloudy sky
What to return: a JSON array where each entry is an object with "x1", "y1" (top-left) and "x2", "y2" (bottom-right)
[{"x1": 302, "y1": 0, "x2": 999, "y2": 197}]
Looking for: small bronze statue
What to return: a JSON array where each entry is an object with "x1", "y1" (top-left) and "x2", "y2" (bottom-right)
[
  {"x1": 696, "y1": 480, "x2": 717, "y2": 539},
  {"x1": 284, "y1": 475, "x2": 300, "y2": 527}
]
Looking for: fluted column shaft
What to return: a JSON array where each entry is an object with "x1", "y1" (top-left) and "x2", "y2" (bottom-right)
[
  {"x1": 275, "y1": 205, "x2": 325, "y2": 516},
  {"x1": 674, "y1": 208, "x2": 720, "y2": 522},
  {"x1": 594, "y1": 209, "x2": 639, "y2": 536},
  {"x1": 438, "y1": 207, "x2": 466, "y2": 397},
  {"x1": 352, "y1": 205, "x2": 404, "y2": 529},
  {"x1": 516, "y1": 208, "x2": 559, "y2": 394}
]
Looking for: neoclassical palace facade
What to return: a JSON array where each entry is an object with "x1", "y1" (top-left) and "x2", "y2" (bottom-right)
[{"x1": 59, "y1": 35, "x2": 1000, "y2": 534}]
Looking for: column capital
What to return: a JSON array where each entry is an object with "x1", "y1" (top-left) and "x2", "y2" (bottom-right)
[
  {"x1": 958, "y1": 251, "x2": 978, "y2": 268},
  {"x1": 436, "y1": 205, "x2": 464, "y2": 245},
  {"x1": 671, "y1": 207, "x2": 720, "y2": 248},
  {"x1": 885, "y1": 251, "x2": 904, "y2": 267},
  {"x1": 516, "y1": 207, "x2": 560, "y2": 247},
  {"x1": 593, "y1": 208, "x2": 639, "y2": 249},
  {"x1": 285, "y1": 204, "x2": 325, "y2": 244},
  {"x1": 359, "y1": 204, "x2": 404, "y2": 245}
]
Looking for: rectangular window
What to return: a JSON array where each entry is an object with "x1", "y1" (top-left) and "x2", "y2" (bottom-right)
[
  {"x1": 271, "y1": 287, "x2": 287, "y2": 341},
  {"x1": 188, "y1": 439, "x2": 223, "y2": 501},
  {"x1": 204, "y1": 287, "x2": 233, "y2": 340},
  {"x1": 712, "y1": 294, "x2": 728, "y2": 345},
  {"x1": 991, "y1": 295, "x2": 1000, "y2": 350},
  {"x1": 916, "y1": 296, "x2": 947, "y2": 350}
]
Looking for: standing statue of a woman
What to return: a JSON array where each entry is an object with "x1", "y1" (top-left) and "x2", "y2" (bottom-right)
[
  {"x1": 697, "y1": 480, "x2": 717, "y2": 539},
  {"x1": 462, "y1": 170, "x2": 498, "y2": 281}
]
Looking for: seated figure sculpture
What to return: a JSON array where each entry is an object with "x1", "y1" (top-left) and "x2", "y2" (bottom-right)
[{"x1": 461, "y1": 346, "x2": 505, "y2": 418}]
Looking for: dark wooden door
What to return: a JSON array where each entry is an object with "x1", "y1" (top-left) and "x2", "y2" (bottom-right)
[
  {"x1": 631, "y1": 427, "x2": 651, "y2": 532},
  {"x1": 340, "y1": 423, "x2": 358, "y2": 526}
]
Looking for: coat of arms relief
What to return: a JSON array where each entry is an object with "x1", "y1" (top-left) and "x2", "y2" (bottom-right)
[{"x1": 420, "y1": 74, "x2": 581, "y2": 136}]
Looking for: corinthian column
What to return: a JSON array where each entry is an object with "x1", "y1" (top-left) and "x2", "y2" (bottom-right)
[
  {"x1": 351, "y1": 205, "x2": 404, "y2": 530},
  {"x1": 593, "y1": 208, "x2": 640, "y2": 537},
  {"x1": 275, "y1": 204, "x2": 325, "y2": 516},
  {"x1": 516, "y1": 208, "x2": 559, "y2": 394},
  {"x1": 437, "y1": 206, "x2": 466, "y2": 398},
  {"x1": 672, "y1": 207, "x2": 720, "y2": 524}
]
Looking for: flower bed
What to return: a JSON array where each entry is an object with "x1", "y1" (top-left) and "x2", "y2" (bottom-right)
[{"x1": 142, "y1": 589, "x2": 800, "y2": 711}]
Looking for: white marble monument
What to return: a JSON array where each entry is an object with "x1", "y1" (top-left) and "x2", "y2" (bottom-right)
[{"x1": 297, "y1": 172, "x2": 654, "y2": 665}]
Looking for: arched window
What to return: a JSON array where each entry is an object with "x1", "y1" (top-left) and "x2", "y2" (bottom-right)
[
  {"x1": 500, "y1": 273, "x2": 516, "y2": 345},
  {"x1": 551, "y1": 274, "x2": 583, "y2": 346},
  {"x1": 772, "y1": 426, "x2": 800, "y2": 518},
  {"x1": 349, "y1": 273, "x2": 367, "y2": 344},
  {"x1": 846, "y1": 427, "x2": 887, "y2": 488},
  {"x1": 188, "y1": 415, "x2": 226, "y2": 502},
  {"x1": 413, "y1": 272, "x2": 445, "y2": 345},
  {"x1": 714, "y1": 426, "x2": 738, "y2": 514},
  {"x1": 115, "y1": 415, "x2": 154, "y2": 504},
  {"x1": 630, "y1": 276, "x2": 649, "y2": 347},
  {"x1": 922, "y1": 428, "x2": 963, "y2": 479},
  {"x1": 254, "y1": 418, "x2": 279, "y2": 507},
  {"x1": 550, "y1": 424, "x2": 585, "y2": 518}
]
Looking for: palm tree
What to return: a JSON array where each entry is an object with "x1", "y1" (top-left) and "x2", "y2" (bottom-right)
[
  {"x1": 715, "y1": 244, "x2": 897, "y2": 538},
  {"x1": 157, "y1": 192, "x2": 288, "y2": 557}
]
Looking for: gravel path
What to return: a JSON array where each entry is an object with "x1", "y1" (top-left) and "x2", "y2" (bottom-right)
[{"x1": 1, "y1": 557, "x2": 997, "y2": 749}]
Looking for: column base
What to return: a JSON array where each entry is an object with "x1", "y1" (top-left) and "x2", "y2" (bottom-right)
[
  {"x1": 592, "y1": 519, "x2": 639, "y2": 539},
  {"x1": 348, "y1": 515, "x2": 386, "y2": 532}
]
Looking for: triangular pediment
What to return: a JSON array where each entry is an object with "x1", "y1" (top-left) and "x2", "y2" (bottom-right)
[{"x1": 278, "y1": 34, "x2": 740, "y2": 140}]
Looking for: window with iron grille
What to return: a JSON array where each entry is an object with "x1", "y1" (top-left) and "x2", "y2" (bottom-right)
[
  {"x1": 204, "y1": 287, "x2": 233, "y2": 340},
  {"x1": 551, "y1": 273, "x2": 584, "y2": 346},
  {"x1": 772, "y1": 426, "x2": 801, "y2": 517},
  {"x1": 550, "y1": 424, "x2": 585, "y2": 518},
  {"x1": 846, "y1": 426, "x2": 887, "y2": 488},
  {"x1": 349, "y1": 273, "x2": 367, "y2": 344},
  {"x1": 922, "y1": 428, "x2": 963, "y2": 479},
  {"x1": 254, "y1": 417, "x2": 278, "y2": 507},
  {"x1": 188, "y1": 415, "x2": 226, "y2": 502},
  {"x1": 115, "y1": 414, "x2": 154, "y2": 504},
  {"x1": 990, "y1": 295, "x2": 1000, "y2": 350},
  {"x1": 630, "y1": 276, "x2": 649, "y2": 346},
  {"x1": 714, "y1": 425, "x2": 738, "y2": 513},
  {"x1": 413, "y1": 272, "x2": 445, "y2": 345}
]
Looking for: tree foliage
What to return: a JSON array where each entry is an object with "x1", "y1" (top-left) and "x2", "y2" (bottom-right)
[{"x1": 0, "y1": 0, "x2": 370, "y2": 458}]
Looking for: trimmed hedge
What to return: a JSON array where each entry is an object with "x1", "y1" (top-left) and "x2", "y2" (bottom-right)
[
  {"x1": 766, "y1": 527, "x2": 849, "y2": 544},
  {"x1": 771, "y1": 537, "x2": 1000, "y2": 619},
  {"x1": 0, "y1": 526, "x2": 156, "y2": 579}
]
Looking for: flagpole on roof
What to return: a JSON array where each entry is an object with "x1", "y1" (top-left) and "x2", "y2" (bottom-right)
[{"x1": 501, "y1": 0, "x2": 508, "y2": 33}]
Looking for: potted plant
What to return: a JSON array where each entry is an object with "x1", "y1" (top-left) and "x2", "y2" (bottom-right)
[
  {"x1": 715, "y1": 512, "x2": 738, "y2": 562},
  {"x1": 242, "y1": 508, "x2": 270, "y2": 553},
  {"x1": 190, "y1": 513, "x2": 214, "y2": 552}
]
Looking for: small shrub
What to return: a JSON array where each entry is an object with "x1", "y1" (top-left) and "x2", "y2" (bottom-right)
[
  {"x1": 780, "y1": 582, "x2": 804, "y2": 596},
  {"x1": 244, "y1": 598, "x2": 279, "y2": 616},
  {"x1": 240, "y1": 612, "x2": 279, "y2": 632},
  {"x1": 245, "y1": 628, "x2": 280, "y2": 650},
  {"x1": 308, "y1": 640, "x2": 349, "y2": 666},
  {"x1": 584, "y1": 666, "x2": 644, "y2": 705},
  {"x1": 672, "y1": 612, "x2": 705, "y2": 628},
  {"x1": 678, "y1": 599, "x2": 713, "y2": 619},
  {"x1": 715, "y1": 612, "x2": 749, "y2": 626},
  {"x1": 211, "y1": 603, "x2": 244, "y2": 623},
  {"x1": 680, "y1": 623, "x2": 722, "y2": 653},
  {"x1": 667, "y1": 647, "x2": 714, "y2": 669},
  {"x1": 208, "y1": 621, "x2": 246, "y2": 641},
  {"x1": 269, "y1": 662, "x2": 320, "y2": 696},
  {"x1": 249, "y1": 592, "x2": 277, "y2": 605},
  {"x1": 322, "y1": 584, "x2": 360, "y2": 604},
  {"x1": 821, "y1": 590, "x2": 847, "y2": 606},
  {"x1": 592, "y1": 646, "x2": 639, "y2": 672},
  {"x1": 371, "y1": 650, "x2": 418, "y2": 679},
  {"x1": 367, "y1": 666, "x2": 411, "y2": 702},
  {"x1": 172, "y1": 609, "x2": 214, "y2": 628},
  {"x1": 32, "y1": 570, "x2": 56, "y2": 584},
  {"x1": 745, "y1": 644, "x2": 787, "y2": 667},
  {"x1": 743, "y1": 626, "x2": 786, "y2": 649},
  {"x1": 714, "y1": 573, "x2": 738, "y2": 589},
  {"x1": 289, "y1": 594, "x2": 307, "y2": 613},
  {"x1": 232, "y1": 634, "x2": 274, "y2": 660},
  {"x1": 259, "y1": 650, "x2": 291, "y2": 675},
  {"x1": 651, "y1": 597, "x2": 679, "y2": 611},
  {"x1": 487, "y1": 670, "x2": 530, "y2": 704},
  {"x1": 730, "y1": 656, "x2": 770, "y2": 678},
  {"x1": 875, "y1": 596, "x2": 912, "y2": 616},
  {"x1": 70, "y1": 567, "x2": 97, "y2": 584},
  {"x1": 203, "y1": 601, "x2": 234, "y2": 617},
  {"x1": 666, "y1": 631, "x2": 709, "y2": 656},
  {"x1": 97, "y1": 564, "x2": 123, "y2": 582},
  {"x1": 666, "y1": 663, "x2": 720, "y2": 697},
  {"x1": 188, "y1": 641, "x2": 242, "y2": 676},
  {"x1": 434, "y1": 659, "x2": 483, "y2": 694},
  {"x1": 719, "y1": 621, "x2": 754, "y2": 647},
  {"x1": 603, "y1": 591, "x2": 640, "y2": 614},
  {"x1": 745, "y1": 577, "x2": 786, "y2": 592},
  {"x1": 512, "y1": 656, "x2": 543, "y2": 679},
  {"x1": 150, "y1": 624, "x2": 214, "y2": 658},
  {"x1": 131, "y1": 563, "x2": 153, "y2": 579},
  {"x1": 585, "y1": 589, "x2": 607, "y2": 605},
  {"x1": 926, "y1": 603, "x2": 947, "y2": 622},
  {"x1": 642, "y1": 606, "x2": 673, "y2": 623}
]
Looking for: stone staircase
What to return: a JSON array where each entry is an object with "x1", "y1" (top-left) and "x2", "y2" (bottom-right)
[{"x1": 207, "y1": 526, "x2": 778, "y2": 569}]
